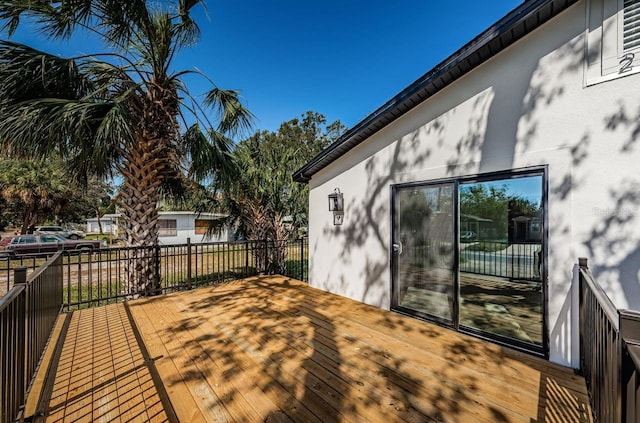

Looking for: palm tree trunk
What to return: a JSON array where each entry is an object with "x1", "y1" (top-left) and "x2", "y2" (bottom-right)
[
  {"x1": 272, "y1": 211, "x2": 290, "y2": 274},
  {"x1": 118, "y1": 138, "x2": 164, "y2": 295},
  {"x1": 21, "y1": 204, "x2": 36, "y2": 235},
  {"x1": 246, "y1": 201, "x2": 270, "y2": 273},
  {"x1": 94, "y1": 207, "x2": 103, "y2": 234}
]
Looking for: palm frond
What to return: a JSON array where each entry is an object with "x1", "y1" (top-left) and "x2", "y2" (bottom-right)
[
  {"x1": 174, "y1": 0, "x2": 205, "y2": 48},
  {"x1": 204, "y1": 88, "x2": 255, "y2": 137},
  {"x1": 0, "y1": 99, "x2": 128, "y2": 178},
  {"x1": 0, "y1": 0, "x2": 58, "y2": 36},
  {"x1": 0, "y1": 40, "x2": 92, "y2": 105},
  {"x1": 182, "y1": 123, "x2": 238, "y2": 183}
]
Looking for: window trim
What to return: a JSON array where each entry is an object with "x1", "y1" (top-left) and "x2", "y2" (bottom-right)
[{"x1": 585, "y1": 0, "x2": 640, "y2": 85}]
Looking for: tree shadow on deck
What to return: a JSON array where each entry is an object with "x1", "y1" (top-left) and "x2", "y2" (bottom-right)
[
  {"x1": 128, "y1": 276, "x2": 593, "y2": 421},
  {"x1": 131, "y1": 276, "x2": 431, "y2": 421}
]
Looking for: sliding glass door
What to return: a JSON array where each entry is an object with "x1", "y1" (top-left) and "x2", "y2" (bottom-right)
[
  {"x1": 392, "y1": 183, "x2": 456, "y2": 324},
  {"x1": 391, "y1": 170, "x2": 546, "y2": 355}
]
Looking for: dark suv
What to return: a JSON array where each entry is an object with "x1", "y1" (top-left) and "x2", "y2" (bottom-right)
[{"x1": 5, "y1": 234, "x2": 102, "y2": 256}]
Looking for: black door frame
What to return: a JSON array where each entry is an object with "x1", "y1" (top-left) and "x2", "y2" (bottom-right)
[
  {"x1": 390, "y1": 179, "x2": 459, "y2": 329},
  {"x1": 390, "y1": 166, "x2": 549, "y2": 359}
]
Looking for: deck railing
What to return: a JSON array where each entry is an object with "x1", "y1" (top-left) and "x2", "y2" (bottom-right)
[
  {"x1": 0, "y1": 252, "x2": 63, "y2": 423},
  {"x1": 1, "y1": 253, "x2": 55, "y2": 294},
  {"x1": 1, "y1": 238, "x2": 309, "y2": 308},
  {"x1": 578, "y1": 257, "x2": 640, "y2": 423},
  {"x1": 59, "y1": 238, "x2": 308, "y2": 310}
]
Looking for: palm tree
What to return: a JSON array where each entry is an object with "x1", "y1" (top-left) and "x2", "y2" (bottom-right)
[
  {"x1": 0, "y1": 158, "x2": 72, "y2": 233},
  {"x1": 0, "y1": 1, "x2": 252, "y2": 293}
]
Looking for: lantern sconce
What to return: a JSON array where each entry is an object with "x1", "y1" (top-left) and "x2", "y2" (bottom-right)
[
  {"x1": 329, "y1": 188, "x2": 344, "y2": 226},
  {"x1": 328, "y1": 188, "x2": 344, "y2": 212}
]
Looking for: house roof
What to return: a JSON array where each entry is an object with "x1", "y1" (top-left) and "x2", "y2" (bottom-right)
[
  {"x1": 292, "y1": 0, "x2": 578, "y2": 183},
  {"x1": 86, "y1": 211, "x2": 227, "y2": 222}
]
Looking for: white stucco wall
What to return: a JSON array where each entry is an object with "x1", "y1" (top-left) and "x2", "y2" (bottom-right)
[{"x1": 307, "y1": 1, "x2": 640, "y2": 368}]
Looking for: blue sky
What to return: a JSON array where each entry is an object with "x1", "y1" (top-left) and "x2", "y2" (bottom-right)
[
  {"x1": 461, "y1": 176, "x2": 543, "y2": 204},
  {"x1": 4, "y1": 1, "x2": 524, "y2": 136}
]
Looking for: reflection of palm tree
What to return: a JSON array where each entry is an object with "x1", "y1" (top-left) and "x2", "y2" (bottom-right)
[{"x1": 0, "y1": 1, "x2": 252, "y2": 293}]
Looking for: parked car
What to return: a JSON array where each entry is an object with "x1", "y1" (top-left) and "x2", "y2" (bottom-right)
[
  {"x1": 34, "y1": 225, "x2": 86, "y2": 240},
  {"x1": 0, "y1": 236, "x2": 13, "y2": 259},
  {"x1": 460, "y1": 231, "x2": 478, "y2": 242},
  {"x1": 5, "y1": 234, "x2": 102, "y2": 256}
]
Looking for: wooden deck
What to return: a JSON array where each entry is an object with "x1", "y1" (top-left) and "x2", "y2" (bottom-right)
[{"x1": 27, "y1": 275, "x2": 592, "y2": 422}]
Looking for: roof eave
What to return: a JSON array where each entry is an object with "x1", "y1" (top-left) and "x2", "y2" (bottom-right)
[{"x1": 292, "y1": 0, "x2": 578, "y2": 184}]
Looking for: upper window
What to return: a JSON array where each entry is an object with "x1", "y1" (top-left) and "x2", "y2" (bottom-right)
[{"x1": 586, "y1": 0, "x2": 640, "y2": 84}]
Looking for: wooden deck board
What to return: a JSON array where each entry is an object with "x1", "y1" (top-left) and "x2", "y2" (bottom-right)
[
  {"x1": 28, "y1": 275, "x2": 592, "y2": 422},
  {"x1": 34, "y1": 304, "x2": 171, "y2": 423}
]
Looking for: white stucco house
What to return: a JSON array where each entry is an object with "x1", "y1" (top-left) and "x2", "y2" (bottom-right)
[
  {"x1": 294, "y1": 0, "x2": 640, "y2": 368},
  {"x1": 86, "y1": 211, "x2": 229, "y2": 244}
]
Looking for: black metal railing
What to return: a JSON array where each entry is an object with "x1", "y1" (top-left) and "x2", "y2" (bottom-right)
[
  {"x1": 0, "y1": 276, "x2": 26, "y2": 423},
  {"x1": 578, "y1": 257, "x2": 640, "y2": 423},
  {"x1": 0, "y1": 252, "x2": 63, "y2": 423},
  {"x1": 1, "y1": 238, "x2": 309, "y2": 306},
  {"x1": 1, "y1": 253, "x2": 54, "y2": 296},
  {"x1": 405, "y1": 241, "x2": 541, "y2": 281},
  {"x1": 59, "y1": 238, "x2": 308, "y2": 310}
]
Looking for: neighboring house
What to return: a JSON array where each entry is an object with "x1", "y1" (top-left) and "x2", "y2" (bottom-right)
[
  {"x1": 86, "y1": 211, "x2": 229, "y2": 244},
  {"x1": 86, "y1": 213, "x2": 120, "y2": 234},
  {"x1": 294, "y1": 0, "x2": 640, "y2": 369}
]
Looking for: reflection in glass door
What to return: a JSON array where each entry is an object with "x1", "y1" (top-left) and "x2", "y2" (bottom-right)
[
  {"x1": 392, "y1": 170, "x2": 546, "y2": 356},
  {"x1": 392, "y1": 183, "x2": 456, "y2": 323},
  {"x1": 458, "y1": 174, "x2": 544, "y2": 349}
]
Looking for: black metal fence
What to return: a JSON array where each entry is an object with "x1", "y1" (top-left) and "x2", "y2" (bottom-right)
[
  {"x1": 1, "y1": 254, "x2": 55, "y2": 296},
  {"x1": 1, "y1": 238, "x2": 309, "y2": 308},
  {"x1": 0, "y1": 252, "x2": 63, "y2": 423},
  {"x1": 57, "y1": 238, "x2": 308, "y2": 310},
  {"x1": 578, "y1": 257, "x2": 640, "y2": 423}
]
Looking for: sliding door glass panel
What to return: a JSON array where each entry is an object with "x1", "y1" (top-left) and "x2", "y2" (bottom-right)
[
  {"x1": 394, "y1": 184, "x2": 455, "y2": 322},
  {"x1": 459, "y1": 175, "x2": 543, "y2": 346}
]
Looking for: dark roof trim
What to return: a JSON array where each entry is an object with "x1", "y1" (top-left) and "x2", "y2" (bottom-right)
[{"x1": 293, "y1": 0, "x2": 579, "y2": 183}]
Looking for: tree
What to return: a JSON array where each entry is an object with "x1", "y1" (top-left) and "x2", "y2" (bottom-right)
[
  {"x1": 227, "y1": 112, "x2": 344, "y2": 237},
  {"x1": 0, "y1": 1, "x2": 252, "y2": 293},
  {"x1": 460, "y1": 184, "x2": 541, "y2": 241},
  {"x1": 61, "y1": 177, "x2": 115, "y2": 233},
  {"x1": 225, "y1": 112, "x2": 344, "y2": 272},
  {"x1": 0, "y1": 158, "x2": 73, "y2": 232}
]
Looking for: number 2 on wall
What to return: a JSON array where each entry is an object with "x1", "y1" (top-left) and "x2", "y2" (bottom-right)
[{"x1": 619, "y1": 53, "x2": 635, "y2": 74}]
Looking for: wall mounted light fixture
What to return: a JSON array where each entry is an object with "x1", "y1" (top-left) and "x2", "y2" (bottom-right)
[{"x1": 328, "y1": 188, "x2": 344, "y2": 212}]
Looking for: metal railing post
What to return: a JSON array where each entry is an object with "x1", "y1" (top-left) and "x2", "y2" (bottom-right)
[
  {"x1": 11, "y1": 267, "x2": 27, "y2": 423},
  {"x1": 578, "y1": 257, "x2": 587, "y2": 374},
  {"x1": 155, "y1": 245, "x2": 161, "y2": 295},
  {"x1": 14, "y1": 266, "x2": 27, "y2": 285},
  {"x1": 620, "y1": 311, "x2": 640, "y2": 423},
  {"x1": 245, "y1": 242, "x2": 249, "y2": 278},
  {"x1": 263, "y1": 240, "x2": 269, "y2": 274},
  {"x1": 186, "y1": 238, "x2": 192, "y2": 289},
  {"x1": 300, "y1": 238, "x2": 304, "y2": 281}
]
